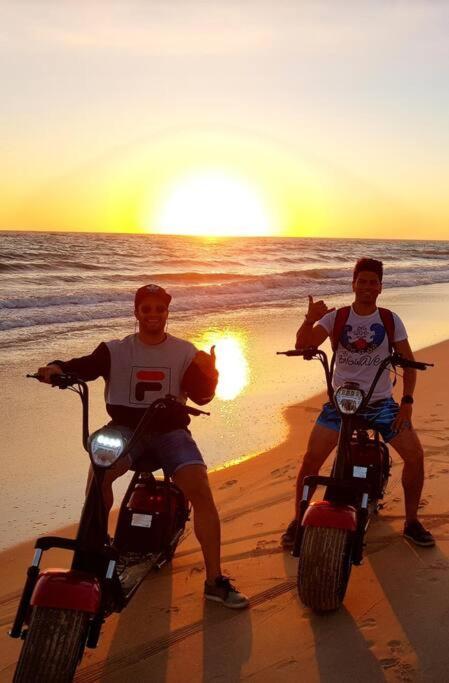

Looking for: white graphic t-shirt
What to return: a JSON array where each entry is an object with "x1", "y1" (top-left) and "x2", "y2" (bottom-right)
[{"x1": 318, "y1": 307, "x2": 407, "y2": 402}]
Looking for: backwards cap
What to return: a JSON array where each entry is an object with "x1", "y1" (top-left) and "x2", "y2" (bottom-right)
[{"x1": 134, "y1": 284, "x2": 172, "y2": 308}]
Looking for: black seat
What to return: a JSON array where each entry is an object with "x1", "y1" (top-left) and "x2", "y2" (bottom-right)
[{"x1": 130, "y1": 452, "x2": 160, "y2": 473}]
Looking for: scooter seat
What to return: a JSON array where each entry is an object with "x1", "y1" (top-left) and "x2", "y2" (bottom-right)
[{"x1": 130, "y1": 453, "x2": 160, "y2": 473}]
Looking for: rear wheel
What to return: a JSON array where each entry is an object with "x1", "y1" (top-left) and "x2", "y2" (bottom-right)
[
  {"x1": 297, "y1": 526, "x2": 352, "y2": 612},
  {"x1": 13, "y1": 607, "x2": 89, "y2": 683}
]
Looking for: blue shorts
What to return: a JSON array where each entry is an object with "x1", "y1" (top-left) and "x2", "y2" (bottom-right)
[
  {"x1": 316, "y1": 397, "x2": 400, "y2": 443},
  {"x1": 104, "y1": 426, "x2": 206, "y2": 477}
]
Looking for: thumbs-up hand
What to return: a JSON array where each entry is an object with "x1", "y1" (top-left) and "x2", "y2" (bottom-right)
[{"x1": 192, "y1": 345, "x2": 218, "y2": 377}]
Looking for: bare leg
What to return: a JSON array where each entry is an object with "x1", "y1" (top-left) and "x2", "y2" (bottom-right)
[
  {"x1": 85, "y1": 457, "x2": 131, "y2": 518},
  {"x1": 294, "y1": 423, "x2": 338, "y2": 518},
  {"x1": 173, "y1": 464, "x2": 221, "y2": 582},
  {"x1": 389, "y1": 428, "x2": 425, "y2": 523}
]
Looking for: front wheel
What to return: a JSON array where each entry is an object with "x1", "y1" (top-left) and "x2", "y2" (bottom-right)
[
  {"x1": 13, "y1": 607, "x2": 89, "y2": 683},
  {"x1": 297, "y1": 526, "x2": 352, "y2": 612}
]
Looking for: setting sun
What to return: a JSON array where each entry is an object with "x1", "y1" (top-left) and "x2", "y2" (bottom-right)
[{"x1": 151, "y1": 170, "x2": 274, "y2": 237}]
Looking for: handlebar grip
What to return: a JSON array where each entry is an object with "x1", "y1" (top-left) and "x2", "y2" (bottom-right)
[
  {"x1": 276, "y1": 346, "x2": 323, "y2": 360},
  {"x1": 277, "y1": 347, "x2": 319, "y2": 359},
  {"x1": 413, "y1": 361, "x2": 433, "y2": 370},
  {"x1": 391, "y1": 356, "x2": 433, "y2": 371},
  {"x1": 186, "y1": 406, "x2": 210, "y2": 416},
  {"x1": 276, "y1": 350, "x2": 303, "y2": 356}
]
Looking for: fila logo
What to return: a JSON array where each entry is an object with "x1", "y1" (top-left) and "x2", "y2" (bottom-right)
[{"x1": 130, "y1": 368, "x2": 171, "y2": 404}]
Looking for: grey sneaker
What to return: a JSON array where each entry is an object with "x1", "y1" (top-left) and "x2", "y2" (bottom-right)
[
  {"x1": 403, "y1": 520, "x2": 435, "y2": 547},
  {"x1": 204, "y1": 576, "x2": 249, "y2": 609}
]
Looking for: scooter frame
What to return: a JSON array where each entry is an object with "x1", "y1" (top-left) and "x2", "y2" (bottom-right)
[{"x1": 10, "y1": 377, "x2": 199, "y2": 650}]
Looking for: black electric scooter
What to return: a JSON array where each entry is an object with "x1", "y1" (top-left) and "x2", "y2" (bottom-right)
[
  {"x1": 10, "y1": 373, "x2": 208, "y2": 682},
  {"x1": 277, "y1": 348, "x2": 432, "y2": 612}
]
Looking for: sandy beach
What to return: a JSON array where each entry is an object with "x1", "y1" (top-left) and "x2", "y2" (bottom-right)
[{"x1": 1, "y1": 337, "x2": 449, "y2": 682}]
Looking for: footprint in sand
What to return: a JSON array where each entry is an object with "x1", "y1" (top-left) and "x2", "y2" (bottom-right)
[
  {"x1": 219, "y1": 479, "x2": 237, "y2": 489},
  {"x1": 360, "y1": 617, "x2": 377, "y2": 630},
  {"x1": 387, "y1": 639, "x2": 404, "y2": 653},
  {"x1": 256, "y1": 539, "x2": 277, "y2": 549},
  {"x1": 380, "y1": 657, "x2": 399, "y2": 669},
  {"x1": 418, "y1": 498, "x2": 429, "y2": 508},
  {"x1": 271, "y1": 465, "x2": 291, "y2": 478},
  {"x1": 276, "y1": 658, "x2": 298, "y2": 670}
]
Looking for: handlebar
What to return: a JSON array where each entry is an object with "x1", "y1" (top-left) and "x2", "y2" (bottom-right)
[
  {"x1": 26, "y1": 375, "x2": 208, "y2": 454},
  {"x1": 26, "y1": 372, "x2": 82, "y2": 389},
  {"x1": 277, "y1": 349, "x2": 433, "y2": 371},
  {"x1": 389, "y1": 353, "x2": 433, "y2": 371},
  {"x1": 277, "y1": 347, "x2": 433, "y2": 406},
  {"x1": 277, "y1": 347, "x2": 318, "y2": 360}
]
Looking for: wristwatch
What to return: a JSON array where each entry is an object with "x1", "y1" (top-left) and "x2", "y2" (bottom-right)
[{"x1": 401, "y1": 395, "x2": 414, "y2": 405}]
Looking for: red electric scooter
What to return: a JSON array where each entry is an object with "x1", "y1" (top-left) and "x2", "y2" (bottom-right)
[
  {"x1": 10, "y1": 373, "x2": 208, "y2": 682},
  {"x1": 277, "y1": 347, "x2": 432, "y2": 612}
]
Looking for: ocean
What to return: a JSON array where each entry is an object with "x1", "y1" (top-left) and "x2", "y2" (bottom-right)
[{"x1": 2, "y1": 231, "x2": 449, "y2": 358}]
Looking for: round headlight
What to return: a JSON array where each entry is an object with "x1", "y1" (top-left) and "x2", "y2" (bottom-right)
[
  {"x1": 335, "y1": 385, "x2": 364, "y2": 414},
  {"x1": 89, "y1": 428, "x2": 127, "y2": 468}
]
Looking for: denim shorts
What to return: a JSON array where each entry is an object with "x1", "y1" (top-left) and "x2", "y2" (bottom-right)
[
  {"x1": 104, "y1": 426, "x2": 206, "y2": 477},
  {"x1": 316, "y1": 397, "x2": 400, "y2": 443}
]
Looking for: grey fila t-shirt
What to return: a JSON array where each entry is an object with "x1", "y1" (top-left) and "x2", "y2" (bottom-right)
[
  {"x1": 105, "y1": 333, "x2": 197, "y2": 408},
  {"x1": 318, "y1": 307, "x2": 407, "y2": 402}
]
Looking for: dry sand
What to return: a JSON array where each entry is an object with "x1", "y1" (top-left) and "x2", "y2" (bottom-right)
[{"x1": 1, "y1": 340, "x2": 449, "y2": 682}]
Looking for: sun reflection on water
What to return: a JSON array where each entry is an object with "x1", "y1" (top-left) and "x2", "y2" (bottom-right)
[{"x1": 193, "y1": 329, "x2": 249, "y2": 400}]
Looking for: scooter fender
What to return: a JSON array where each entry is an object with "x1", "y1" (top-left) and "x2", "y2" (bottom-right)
[
  {"x1": 302, "y1": 501, "x2": 357, "y2": 531},
  {"x1": 31, "y1": 569, "x2": 101, "y2": 614}
]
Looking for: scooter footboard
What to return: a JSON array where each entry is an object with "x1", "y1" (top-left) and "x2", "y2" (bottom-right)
[
  {"x1": 31, "y1": 569, "x2": 101, "y2": 614},
  {"x1": 302, "y1": 501, "x2": 357, "y2": 531}
]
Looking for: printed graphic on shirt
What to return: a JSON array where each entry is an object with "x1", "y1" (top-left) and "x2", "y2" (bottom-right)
[
  {"x1": 128, "y1": 366, "x2": 171, "y2": 405},
  {"x1": 340, "y1": 323, "x2": 386, "y2": 354}
]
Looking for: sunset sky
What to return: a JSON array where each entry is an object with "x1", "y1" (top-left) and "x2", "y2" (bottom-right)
[{"x1": 2, "y1": 1, "x2": 449, "y2": 239}]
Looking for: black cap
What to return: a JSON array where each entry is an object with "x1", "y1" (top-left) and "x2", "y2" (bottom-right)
[{"x1": 134, "y1": 284, "x2": 172, "y2": 309}]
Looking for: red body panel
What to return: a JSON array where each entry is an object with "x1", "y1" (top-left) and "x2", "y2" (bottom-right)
[
  {"x1": 302, "y1": 501, "x2": 357, "y2": 531},
  {"x1": 31, "y1": 569, "x2": 101, "y2": 614}
]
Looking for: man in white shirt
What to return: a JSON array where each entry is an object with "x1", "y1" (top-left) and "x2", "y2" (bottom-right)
[{"x1": 281, "y1": 258, "x2": 434, "y2": 548}]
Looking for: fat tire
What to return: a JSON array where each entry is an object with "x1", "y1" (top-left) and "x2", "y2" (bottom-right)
[
  {"x1": 13, "y1": 607, "x2": 89, "y2": 683},
  {"x1": 297, "y1": 526, "x2": 352, "y2": 612}
]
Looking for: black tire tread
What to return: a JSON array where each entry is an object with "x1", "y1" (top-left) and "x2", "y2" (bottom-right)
[
  {"x1": 298, "y1": 526, "x2": 351, "y2": 612},
  {"x1": 13, "y1": 606, "x2": 88, "y2": 683}
]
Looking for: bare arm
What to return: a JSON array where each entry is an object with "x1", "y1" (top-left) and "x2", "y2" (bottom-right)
[
  {"x1": 295, "y1": 295, "x2": 334, "y2": 349},
  {"x1": 392, "y1": 338, "x2": 416, "y2": 431},
  {"x1": 394, "y1": 338, "x2": 417, "y2": 397}
]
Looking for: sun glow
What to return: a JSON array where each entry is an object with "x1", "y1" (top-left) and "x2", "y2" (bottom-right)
[
  {"x1": 152, "y1": 170, "x2": 274, "y2": 237},
  {"x1": 193, "y1": 329, "x2": 249, "y2": 400}
]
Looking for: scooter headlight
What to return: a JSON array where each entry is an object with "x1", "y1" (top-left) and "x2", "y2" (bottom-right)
[
  {"x1": 334, "y1": 384, "x2": 364, "y2": 415},
  {"x1": 89, "y1": 429, "x2": 127, "y2": 468}
]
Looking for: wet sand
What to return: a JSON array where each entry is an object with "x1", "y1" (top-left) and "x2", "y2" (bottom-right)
[{"x1": 1, "y1": 339, "x2": 449, "y2": 681}]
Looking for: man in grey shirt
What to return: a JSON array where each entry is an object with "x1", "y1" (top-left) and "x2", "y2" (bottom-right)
[{"x1": 38, "y1": 283, "x2": 249, "y2": 609}]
